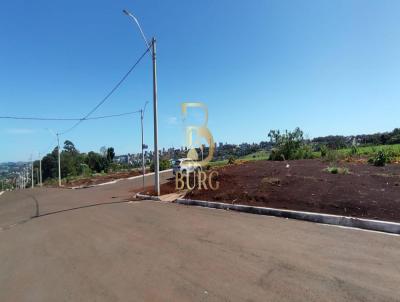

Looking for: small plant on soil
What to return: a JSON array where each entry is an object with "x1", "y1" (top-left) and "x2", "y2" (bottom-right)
[
  {"x1": 324, "y1": 150, "x2": 338, "y2": 163},
  {"x1": 261, "y1": 177, "x2": 281, "y2": 186},
  {"x1": 320, "y1": 145, "x2": 328, "y2": 157},
  {"x1": 228, "y1": 156, "x2": 236, "y2": 165},
  {"x1": 268, "y1": 127, "x2": 313, "y2": 160},
  {"x1": 325, "y1": 166, "x2": 349, "y2": 174},
  {"x1": 350, "y1": 145, "x2": 358, "y2": 156},
  {"x1": 369, "y1": 151, "x2": 390, "y2": 166}
]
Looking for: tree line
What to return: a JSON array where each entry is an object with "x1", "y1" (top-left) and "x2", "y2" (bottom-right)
[
  {"x1": 35, "y1": 140, "x2": 115, "y2": 182},
  {"x1": 312, "y1": 128, "x2": 400, "y2": 149}
]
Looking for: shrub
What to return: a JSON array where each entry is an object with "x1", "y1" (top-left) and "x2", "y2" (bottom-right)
[
  {"x1": 350, "y1": 145, "x2": 358, "y2": 156},
  {"x1": 320, "y1": 145, "x2": 328, "y2": 157},
  {"x1": 228, "y1": 156, "x2": 236, "y2": 165},
  {"x1": 269, "y1": 149, "x2": 286, "y2": 161},
  {"x1": 325, "y1": 150, "x2": 338, "y2": 163},
  {"x1": 371, "y1": 151, "x2": 390, "y2": 166},
  {"x1": 268, "y1": 127, "x2": 310, "y2": 161},
  {"x1": 294, "y1": 145, "x2": 314, "y2": 160},
  {"x1": 150, "y1": 159, "x2": 171, "y2": 172},
  {"x1": 326, "y1": 166, "x2": 349, "y2": 174}
]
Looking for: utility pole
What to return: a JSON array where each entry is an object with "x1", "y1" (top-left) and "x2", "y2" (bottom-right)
[
  {"x1": 140, "y1": 101, "x2": 149, "y2": 192},
  {"x1": 152, "y1": 38, "x2": 160, "y2": 196},
  {"x1": 123, "y1": 10, "x2": 160, "y2": 196},
  {"x1": 31, "y1": 154, "x2": 34, "y2": 188},
  {"x1": 141, "y1": 108, "x2": 145, "y2": 191},
  {"x1": 57, "y1": 133, "x2": 61, "y2": 187},
  {"x1": 39, "y1": 153, "x2": 42, "y2": 187}
]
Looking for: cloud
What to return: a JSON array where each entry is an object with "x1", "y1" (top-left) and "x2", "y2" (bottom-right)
[
  {"x1": 166, "y1": 116, "x2": 178, "y2": 125},
  {"x1": 4, "y1": 128, "x2": 36, "y2": 135}
]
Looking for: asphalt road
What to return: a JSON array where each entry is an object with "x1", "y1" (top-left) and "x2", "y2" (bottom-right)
[{"x1": 0, "y1": 171, "x2": 399, "y2": 301}]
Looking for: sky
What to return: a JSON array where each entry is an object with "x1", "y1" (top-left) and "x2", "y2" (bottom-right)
[{"x1": 1, "y1": 0, "x2": 400, "y2": 162}]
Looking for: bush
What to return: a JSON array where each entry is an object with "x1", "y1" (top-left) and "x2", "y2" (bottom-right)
[
  {"x1": 269, "y1": 149, "x2": 286, "y2": 161},
  {"x1": 150, "y1": 159, "x2": 171, "y2": 172},
  {"x1": 294, "y1": 145, "x2": 314, "y2": 160},
  {"x1": 324, "y1": 150, "x2": 338, "y2": 163},
  {"x1": 326, "y1": 166, "x2": 349, "y2": 174},
  {"x1": 320, "y1": 145, "x2": 328, "y2": 157},
  {"x1": 350, "y1": 145, "x2": 358, "y2": 156},
  {"x1": 228, "y1": 156, "x2": 236, "y2": 165},
  {"x1": 268, "y1": 127, "x2": 311, "y2": 161},
  {"x1": 371, "y1": 151, "x2": 390, "y2": 166}
]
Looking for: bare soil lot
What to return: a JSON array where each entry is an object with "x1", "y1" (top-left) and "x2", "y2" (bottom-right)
[{"x1": 164, "y1": 159, "x2": 400, "y2": 222}]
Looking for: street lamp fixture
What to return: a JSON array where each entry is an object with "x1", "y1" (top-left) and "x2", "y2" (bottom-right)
[{"x1": 123, "y1": 9, "x2": 160, "y2": 195}]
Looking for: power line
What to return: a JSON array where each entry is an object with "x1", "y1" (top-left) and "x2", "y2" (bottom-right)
[
  {"x1": 0, "y1": 110, "x2": 141, "y2": 121},
  {"x1": 59, "y1": 45, "x2": 151, "y2": 135}
]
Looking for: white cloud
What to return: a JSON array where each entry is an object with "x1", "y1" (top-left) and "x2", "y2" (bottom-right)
[
  {"x1": 4, "y1": 128, "x2": 36, "y2": 135},
  {"x1": 166, "y1": 116, "x2": 178, "y2": 125}
]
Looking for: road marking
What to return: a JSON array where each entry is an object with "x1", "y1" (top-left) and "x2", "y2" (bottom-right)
[
  {"x1": 127, "y1": 169, "x2": 173, "y2": 180},
  {"x1": 0, "y1": 191, "x2": 4, "y2": 196},
  {"x1": 320, "y1": 223, "x2": 400, "y2": 237}
]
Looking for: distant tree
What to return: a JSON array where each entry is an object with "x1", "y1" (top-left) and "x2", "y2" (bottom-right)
[
  {"x1": 100, "y1": 146, "x2": 107, "y2": 157},
  {"x1": 41, "y1": 147, "x2": 59, "y2": 180},
  {"x1": 63, "y1": 140, "x2": 78, "y2": 154},
  {"x1": 150, "y1": 159, "x2": 171, "y2": 172},
  {"x1": 87, "y1": 151, "x2": 108, "y2": 173},
  {"x1": 106, "y1": 147, "x2": 115, "y2": 162},
  {"x1": 268, "y1": 127, "x2": 311, "y2": 160}
]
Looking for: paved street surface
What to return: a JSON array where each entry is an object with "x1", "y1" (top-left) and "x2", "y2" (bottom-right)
[{"x1": 0, "y1": 171, "x2": 399, "y2": 301}]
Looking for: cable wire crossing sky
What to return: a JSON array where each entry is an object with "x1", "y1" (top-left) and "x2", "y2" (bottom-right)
[{"x1": 1, "y1": 0, "x2": 400, "y2": 162}]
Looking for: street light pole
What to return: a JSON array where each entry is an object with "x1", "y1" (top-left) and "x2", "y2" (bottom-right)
[
  {"x1": 57, "y1": 133, "x2": 61, "y2": 187},
  {"x1": 151, "y1": 38, "x2": 160, "y2": 196},
  {"x1": 140, "y1": 101, "x2": 149, "y2": 191},
  {"x1": 123, "y1": 9, "x2": 160, "y2": 196},
  {"x1": 31, "y1": 154, "x2": 34, "y2": 188},
  {"x1": 39, "y1": 153, "x2": 42, "y2": 187}
]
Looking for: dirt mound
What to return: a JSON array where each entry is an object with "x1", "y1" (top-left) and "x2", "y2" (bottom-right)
[{"x1": 169, "y1": 159, "x2": 400, "y2": 222}]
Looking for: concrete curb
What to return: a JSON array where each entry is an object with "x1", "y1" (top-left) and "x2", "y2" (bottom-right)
[
  {"x1": 135, "y1": 193, "x2": 161, "y2": 201},
  {"x1": 176, "y1": 198, "x2": 400, "y2": 235}
]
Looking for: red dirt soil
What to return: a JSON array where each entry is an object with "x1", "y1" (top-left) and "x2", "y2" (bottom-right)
[{"x1": 162, "y1": 160, "x2": 400, "y2": 223}]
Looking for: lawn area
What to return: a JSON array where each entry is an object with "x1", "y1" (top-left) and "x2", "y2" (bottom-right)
[{"x1": 210, "y1": 150, "x2": 269, "y2": 167}]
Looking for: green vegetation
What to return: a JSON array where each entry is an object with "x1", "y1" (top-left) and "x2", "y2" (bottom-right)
[
  {"x1": 150, "y1": 159, "x2": 171, "y2": 172},
  {"x1": 240, "y1": 150, "x2": 269, "y2": 161},
  {"x1": 268, "y1": 128, "x2": 314, "y2": 161},
  {"x1": 38, "y1": 141, "x2": 124, "y2": 184},
  {"x1": 209, "y1": 159, "x2": 228, "y2": 167},
  {"x1": 319, "y1": 145, "x2": 328, "y2": 158},
  {"x1": 369, "y1": 150, "x2": 391, "y2": 166},
  {"x1": 210, "y1": 150, "x2": 269, "y2": 167},
  {"x1": 228, "y1": 156, "x2": 236, "y2": 165},
  {"x1": 325, "y1": 166, "x2": 350, "y2": 175}
]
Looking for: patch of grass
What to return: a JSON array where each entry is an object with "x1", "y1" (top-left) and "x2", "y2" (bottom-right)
[
  {"x1": 325, "y1": 166, "x2": 350, "y2": 175},
  {"x1": 261, "y1": 177, "x2": 281, "y2": 186},
  {"x1": 240, "y1": 150, "x2": 269, "y2": 161},
  {"x1": 340, "y1": 144, "x2": 400, "y2": 157},
  {"x1": 209, "y1": 160, "x2": 228, "y2": 167},
  {"x1": 210, "y1": 150, "x2": 269, "y2": 168}
]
